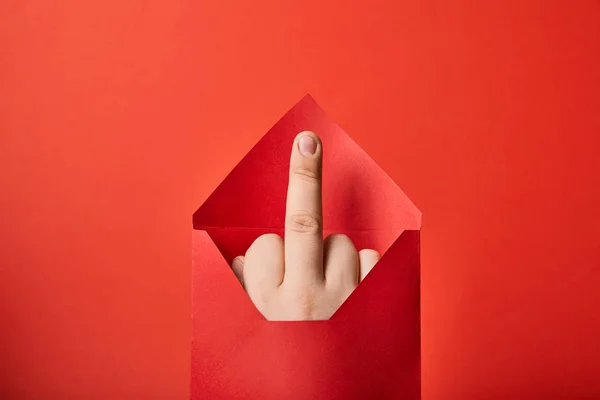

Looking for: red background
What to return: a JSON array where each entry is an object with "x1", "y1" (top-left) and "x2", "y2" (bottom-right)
[{"x1": 1, "y1": 1, "x2": 599, "y2": 398}]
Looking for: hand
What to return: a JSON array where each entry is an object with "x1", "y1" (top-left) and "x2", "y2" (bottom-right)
[{"x1": 230, "y1": 131, "x2": 380, "y2": 320}]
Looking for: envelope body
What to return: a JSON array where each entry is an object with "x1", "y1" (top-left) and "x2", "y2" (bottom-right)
[{"x1": 191, "y1": 95, "x2": 422, "y2": 400}]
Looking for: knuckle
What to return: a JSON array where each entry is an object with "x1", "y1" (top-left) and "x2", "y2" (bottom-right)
[
  {"x1": 326, "y1": 233, "x2": 351, "y2": 243},
  {"x1": 246, "y1": 233, "x2": 283, "y2": 257},
  {"x1": 254, "y1": 233, "x2": 283, "y2": 245},
  {"x1": 359, "y1": 248, "x2": 380, "y2": 257},
  {"x1": 324, "y1": 233, "x2": 355, "y2": 250},
  {"x1": 288, "y1": 213, "x2": 322, "y2": 234},
  {"x1": 293, "y1": 166, "x2": 320, "y2": 183}
]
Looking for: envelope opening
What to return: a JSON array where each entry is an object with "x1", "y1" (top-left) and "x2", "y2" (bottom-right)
[
  {"x1": 193, "y1": 227, "x2": 420, "y2": 321},
  {"x1": 192, "y1": 94, "x2": 421, "y2": 321}
]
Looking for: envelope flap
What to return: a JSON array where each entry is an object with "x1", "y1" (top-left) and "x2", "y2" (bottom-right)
[{"x1": 193, "y1": 95, "x2": 421, "y2": 233}]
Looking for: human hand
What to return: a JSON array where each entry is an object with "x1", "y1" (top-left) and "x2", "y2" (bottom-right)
[{"x1": 230, "y1": 131, "x2": 380, "y2": 320}]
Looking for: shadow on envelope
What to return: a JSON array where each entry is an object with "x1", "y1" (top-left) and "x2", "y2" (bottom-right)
[{"x1": 191, "y1": 95, "x2": 422, "y2": 399}]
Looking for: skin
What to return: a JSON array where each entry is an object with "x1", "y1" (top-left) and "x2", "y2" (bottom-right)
[{"x1": 230, "y1": 131, "x2": 380, "y2": 321}]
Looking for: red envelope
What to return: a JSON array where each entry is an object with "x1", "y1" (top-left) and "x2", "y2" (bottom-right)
[{"x1": 191, "y1": 95, "x2": 422, "y2": 399}]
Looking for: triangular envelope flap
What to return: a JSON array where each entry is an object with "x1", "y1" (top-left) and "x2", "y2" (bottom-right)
[{"x1": 193, "y1": 95, "x2": 421, "y2": 234}]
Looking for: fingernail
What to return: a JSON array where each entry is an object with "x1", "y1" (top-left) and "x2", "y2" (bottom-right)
[{"x1": 298, "y1": 134, "x2": 317, "y2": 156}]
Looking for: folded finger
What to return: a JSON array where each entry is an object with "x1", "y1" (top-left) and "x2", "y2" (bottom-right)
[
  {"x1": 323, "y1": 234, "x2": 359, "y2": 289},
  {"x1": 358, "y1": 249, "x2": 380, "y2": 281},
  {"x1": 244, "y1": 234, "x2": 285, "y2": 290},
  {"x1": 231, "y1": 255, "x2": 245, "y2": 287}
]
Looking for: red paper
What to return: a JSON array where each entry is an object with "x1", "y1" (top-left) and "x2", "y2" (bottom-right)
[{"x1": 192, "y1": 95, "x2": 422, "y2": 399}]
